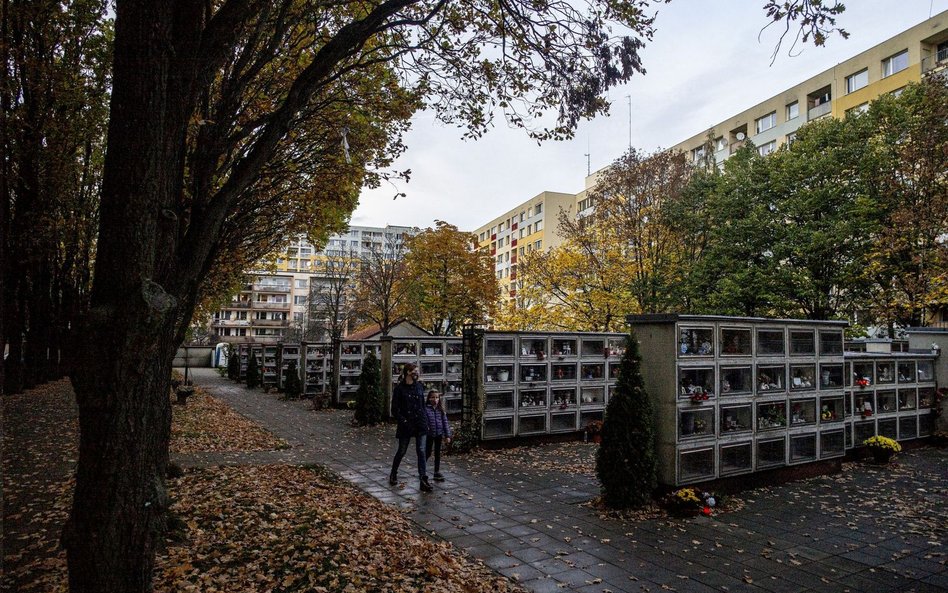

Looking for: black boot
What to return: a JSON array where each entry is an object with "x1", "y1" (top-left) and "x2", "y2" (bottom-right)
[
  {"x1": 419, "y1": 476, "x2": 433, "y2": 492},
  {"x1": 389, "y1": 470, "x2": 398, "y2": 486}
]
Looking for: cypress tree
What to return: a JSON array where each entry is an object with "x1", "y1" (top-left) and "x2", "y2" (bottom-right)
[
  {"x1": 245, "y1": 351, "x2": 261, "y2": 389},
  {"x1": 227, "y1": 345, "x2": 239, "y2": 380},
  {"x1": 283, "y1": 360, "x2": 302, "y2": 399},
  {"x1": 353, "y1": 351, "x2": 384, "y2": 425},
  {"x1": 596, "y1": 331, "x2": 657, "y2": 508}
]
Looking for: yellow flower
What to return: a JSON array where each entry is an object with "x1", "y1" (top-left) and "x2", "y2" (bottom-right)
[{"x1": 863, "y1": 435, "x2": 902, "y2": 452}]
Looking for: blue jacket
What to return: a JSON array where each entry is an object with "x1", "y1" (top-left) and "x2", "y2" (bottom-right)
[
  {"x1": 425, "y1": 404, "x2": 452, "y2": 438},
  {"x1": 392, "y1": 380, "x2": 427, "y2": 438}
]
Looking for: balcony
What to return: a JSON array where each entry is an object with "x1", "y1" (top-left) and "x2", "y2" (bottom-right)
[
  {"x1": 253, "y1": 301, "x2": 290, "y2": 310},
  {"x1": 225, "y1": 301, "x2": 252, "y2": 309},
  {"x1": 253, "y1": 284, "x2": 291, "y2": 293},
  {"x1": 922, "y1": 47, "x2": 948, "y2": 74},
  {"x1": 253, "y1": 318, "x2": 288, "y2": 327},
  {"x1": 212, "y1": 319, "x2": 250, "y2": 327},
  {"x1": 807, "y1": 102, "x2": 831, "y2": 120}
]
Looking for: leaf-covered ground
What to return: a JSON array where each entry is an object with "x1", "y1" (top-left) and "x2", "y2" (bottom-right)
[
  {"x1": 156, "y1": 465, "x2": 527, "y2": 593},
  {"x1": 170, "y1": 386, "x2": 288, "y2": 454},
  {"x1": 469, "y1": 441, "x2": 597, "y2": 476},
  {"x1": 2, "y1": 378, "x2": 526, "y2": 593}
]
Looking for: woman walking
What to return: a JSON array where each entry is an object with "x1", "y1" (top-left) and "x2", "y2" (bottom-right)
[{"x1": 389, "y1": 363, "x2": 432, "y2": 492}]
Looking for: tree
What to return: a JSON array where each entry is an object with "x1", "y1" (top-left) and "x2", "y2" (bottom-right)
[
  {"x1": 309, "y1": 251, "x2": 360, "y2": 342},
  {"x1": 1, "y1": 1, "x2": 111, "y2": 394},
  {"x1": 56, "y1": 1, "x2": 849, "y2": 590},
  {"x1": 585, "y1": 148, "x2": 693, "y2": 314},
  {"x1": 403, "y1": 221, "x2": 499, "y2": 335},
  {"x1": 245, "y1": 352, "x2": 261, "y2": 389},
  {"x1": 283, "y1": 360, "x2": 302, "y2": 399},
  {"x1": 596, "y1": 333, "x2": 656, "y2": 508},
  {"x1": 668, "y1": 145, "x2": 790, "y2": 316},
  {"x1": 512, "y1": 228, "x2": 630, "y2": 332},
  {"x1": 766, "y1": 116, "x2": 874, "y2": 320},
  {"x1": 507, "y1": 148, "x2": 692, "y2": 331},
  {"x1": 226, "y1": 345, "x2": 239, "y2": 380},
  {"x1": 352, "y1": 234, "x2": 413, "y2": 336},
  {"x1": 353, "y1": 351, "x2": 384, "y2": 425},
  {"x1": 859, "y1": 77, "x2": 948, "y2": 330}
]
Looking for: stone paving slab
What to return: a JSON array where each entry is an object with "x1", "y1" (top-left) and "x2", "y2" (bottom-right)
[{"x1": 178, "y1": 368, "x2": 948, "y2": 593}]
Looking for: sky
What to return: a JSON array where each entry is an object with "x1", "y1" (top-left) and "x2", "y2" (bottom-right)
[{"x1": 350, "y1": 0, "x2": 948, "y2": 232}]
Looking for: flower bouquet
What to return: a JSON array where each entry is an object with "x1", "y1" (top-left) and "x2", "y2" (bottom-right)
[
  {"x1": 864, "y1": 435, "x2": 901, "y2": 464},
  {"x1": 689, "y1": 391, "x2": 710, "y2": 404},
  {"x1": 664, "y1": 487, "x2": 718, "y2": 516}
]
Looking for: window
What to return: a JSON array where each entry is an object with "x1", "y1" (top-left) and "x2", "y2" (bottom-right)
[
  {"x1": 846, "y1": 103, "x2": 868, "y2": 116},
  {"x1": 534, "y1": 240, "x2": 541, "y2": 250},
  {"x1": 490, "y1": 226, "x2": 496, "y2": 235},
  {"x1": 755, "y1": 111, "x2": 776, "y2": 134},
  {"x1": 526, "y1": 224, "x2": 532, "y2": 235},
  {"x1": 786, "y1": 132, "x2": 797, "y2": 147},
  {"x1": 479, "y1": 232, "x2": 485, "y2": 241},
  {"x1": 519, "y1": 228, "x2": 524, "y2": 239},
  {"x1": 519, "y1": 247, "x2": 525, "y2": 256},
  {"x1": 758, "y1": 140, "x2": 776, "y2": 156},
  {"x1": 519, "y1": 211, "x2": 525, "y2": 222},
  {"x1": 498, "y1": 221, "x2": 504, "y2": 232},
  {"x1": 534, "y1": 203, "x2": 542, "y2": 214},
  {"x1": 890, "y1": 87, "x2": 905, "y2": 97},
  {"x1": 882, "y1": 50, "x2": 908, "y2": 77},
  {"x1": 295, "y1": 279, "x2": 308, "y2": 288},
  {"x1": 293, "y1": 295, "x2": 307, "y2": 305},
  {"x1": 715, "y1": 136, "x2": 727, "y2": 151},
  {"x1": 786, "y1": 101, "x2": 799, "y2": 120},
  {"x1": 846, "y1": 69, "x2": 868, "y2": 94},
  {"x1": 535, "y1": 220, "x2": 543, "y2": 232},
  {"x1": 691, "y1": 146, "x2": 706, "y2": 162},
  {"x1": 578, "y1": 197, "x2": 594, "y2": 211}
]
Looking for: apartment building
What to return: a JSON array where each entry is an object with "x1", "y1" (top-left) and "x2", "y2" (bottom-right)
[
  {"x1": 211, "y1": 224, "x2": 418, "y2": 344},
  {"x1": 671, "y1": 11, "x2": 948, "y2": 165},
  {"x1": 472, "y1": 191, "x2": 576, "y2": 302}
]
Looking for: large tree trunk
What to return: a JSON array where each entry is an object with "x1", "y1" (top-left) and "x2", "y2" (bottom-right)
[{"x1": 63, "y1": 1, "x2": 199, "y2": 590}]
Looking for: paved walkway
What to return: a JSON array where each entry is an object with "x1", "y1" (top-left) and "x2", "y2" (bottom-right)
[{"x1": 178, "y1": 368, "x2": 948, "y2": 593}]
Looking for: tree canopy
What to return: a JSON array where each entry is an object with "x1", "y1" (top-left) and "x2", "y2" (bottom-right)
[{"x1": 403, "y1": 221, "x2": 499, "y2": 335}]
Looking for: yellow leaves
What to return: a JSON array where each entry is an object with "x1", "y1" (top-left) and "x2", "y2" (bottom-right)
[{"x1": 169, "y1": 387, "x2": 287, "y2": 454}]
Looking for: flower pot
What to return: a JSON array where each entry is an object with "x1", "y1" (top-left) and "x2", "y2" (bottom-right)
[{"x1": 870, "y1": 448, "x2": 894, "y2": 464}]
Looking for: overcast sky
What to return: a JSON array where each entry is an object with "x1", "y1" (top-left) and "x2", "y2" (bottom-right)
[{"x1": 351, "y1": 0, "x2": 948, "y2": 232}]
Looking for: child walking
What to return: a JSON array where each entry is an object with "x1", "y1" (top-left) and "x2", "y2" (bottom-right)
[{"x1": 424, "y1": 390, "x2": 452, "y2": 481}]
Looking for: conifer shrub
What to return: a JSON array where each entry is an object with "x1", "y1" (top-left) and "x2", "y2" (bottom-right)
[
  {"x1": 245, "y1": 352, "x2": 261, "y2": 389},
  {"x1": 595, "y1": 332, "x2": 657, "y2": 508},
  {"x1": 227, "y1": 345, "x2": 239, "y2": 380},
  {"x1": 353, "y1": 351, "x2": 384, "y2": 425},
  {"x1": 283, "y1": 360, "x2": 302, "y2": 400}
]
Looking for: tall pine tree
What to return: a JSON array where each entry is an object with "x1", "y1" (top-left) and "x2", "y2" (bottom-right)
[
  {"x1": 245, "y1": 352, "x2": 261, "y2": 390},
  {"x1": 227, "y1": 345, "x2": 239, "y2": 380},
  {"x1": 283, "y1": 360, "x2": 302, "y2": 399},
  {"x1": 353, "y1": 351, "x2": 385, "y2": 425},
  {"x1": 596, "y1": 332, "x2": 657, "y2": 508}
]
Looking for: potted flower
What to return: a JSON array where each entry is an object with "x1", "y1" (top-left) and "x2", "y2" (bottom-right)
[
  {"x1": 864, "y1": 435, "x2": 901, "y2": 464},
  {"x1": 585, "y1": 420, "x2": 604, "y2": 444},
  {"x1": 855, "y1": 377, "x2": 870, "y2": 388}
]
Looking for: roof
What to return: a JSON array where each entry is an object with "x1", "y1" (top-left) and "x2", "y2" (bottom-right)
[{"x1": 345, "y1": 319, "x2": 432, "y2": 341}]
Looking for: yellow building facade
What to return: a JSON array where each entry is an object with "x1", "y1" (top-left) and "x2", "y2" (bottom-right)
[{"x1": 670, "y1": 11, "x2": 948, "y2": 164}]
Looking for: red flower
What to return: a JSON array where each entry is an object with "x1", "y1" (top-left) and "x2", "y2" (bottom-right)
[{"x1": 702, "y1": 506, "x2": 712, "y2": 516}]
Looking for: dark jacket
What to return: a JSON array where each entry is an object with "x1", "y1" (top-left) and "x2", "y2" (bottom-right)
[
  {"x1": 392, "y1": 380, "x2": 427, "y2": 438},
  {"x1": 425, "y1": 404, "x2": 452, "y2": 438}
]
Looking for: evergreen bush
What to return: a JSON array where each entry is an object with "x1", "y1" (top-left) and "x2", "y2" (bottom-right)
[
  {"x1": 227, "y1": 345, "x2": 239, "y2": 380},
  {"x1": 283, "y1": 360, "x2": 302, "y2": 400},
  {"x1": 353, "y1": 351, "x2": 384, "y2": 425},
  {"x1": 245, "y1": 352, "x2": 260, "y2": 389},
  {"x1": 595, "y1": 331, "x2": 657, "y2": 508}
]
